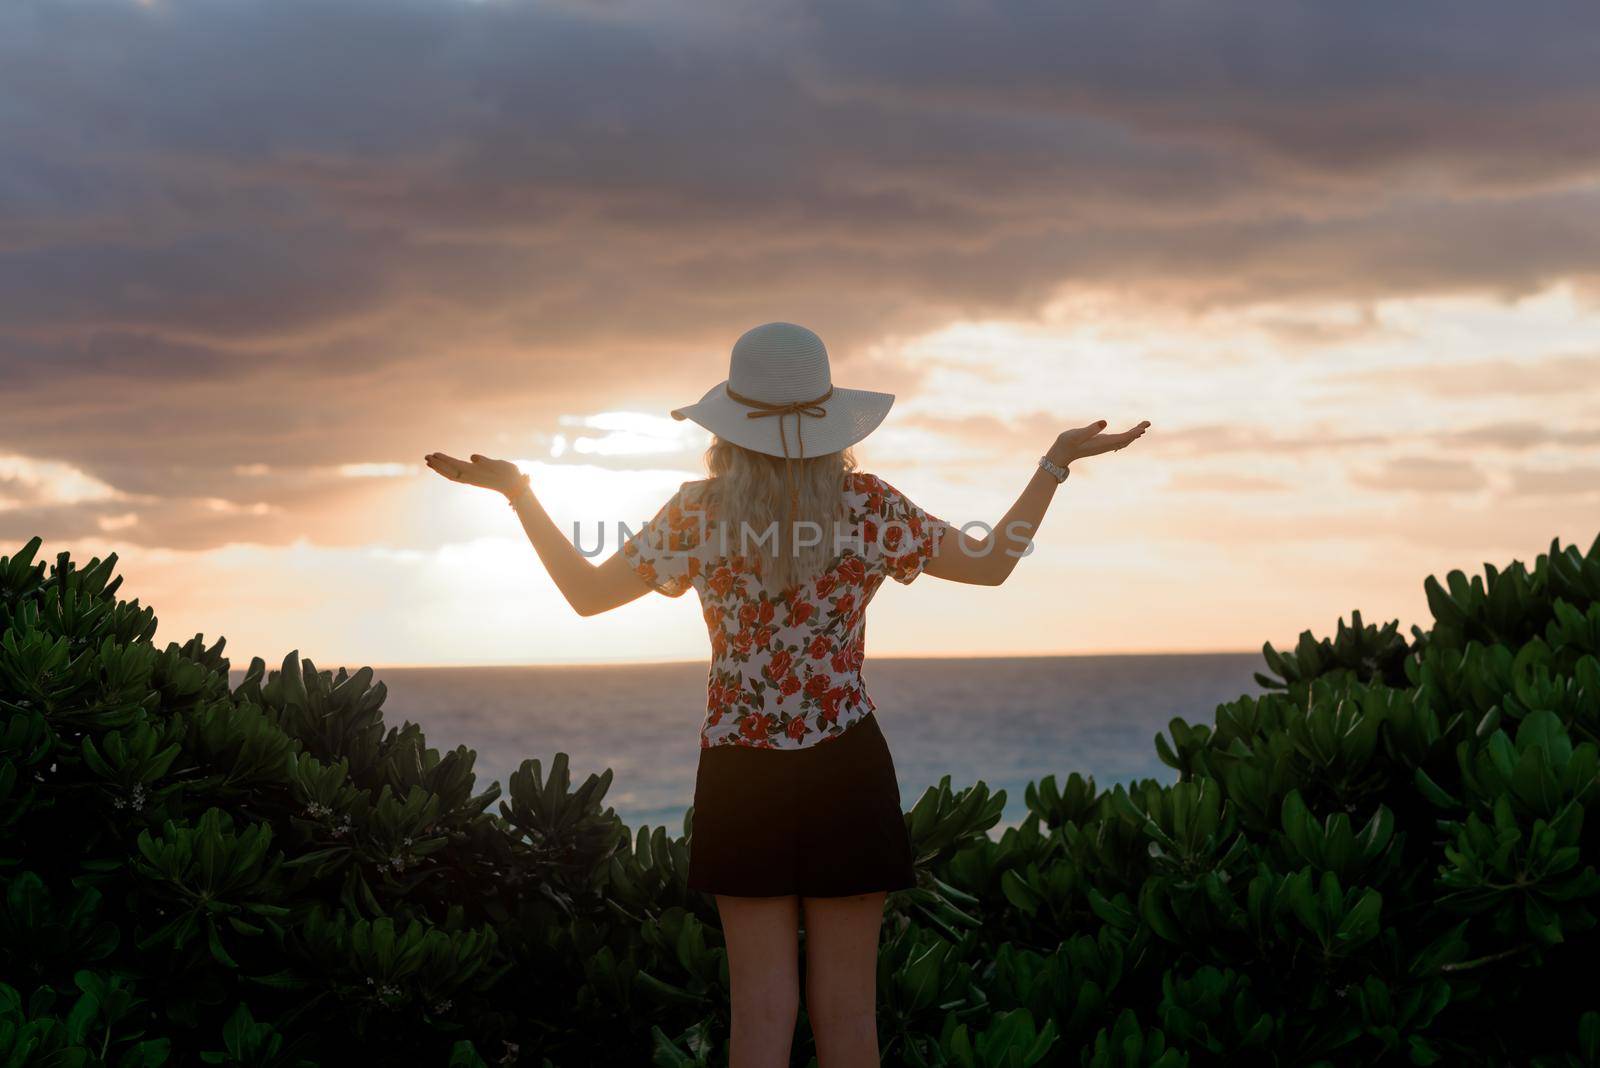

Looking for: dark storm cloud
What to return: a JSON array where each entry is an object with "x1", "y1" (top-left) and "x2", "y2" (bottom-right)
[
  {"x1": 2, "y1": 0, "x2": 1598, "y2": 549},
  {"x1": 802, "y1": 1, "x2": 1600, "y2": 182},
  {"x1": 5, "y1": 0, "x2": 1598, "y2": 342}
]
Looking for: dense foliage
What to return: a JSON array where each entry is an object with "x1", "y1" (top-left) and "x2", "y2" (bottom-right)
[{"x1": 3, "y1": 532, "x2": 1599, "y2": 1066}]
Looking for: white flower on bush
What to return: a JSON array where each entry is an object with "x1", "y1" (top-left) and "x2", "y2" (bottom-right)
[{"x1": 111, "y1": 783, "x2": 147, "y2": 811}]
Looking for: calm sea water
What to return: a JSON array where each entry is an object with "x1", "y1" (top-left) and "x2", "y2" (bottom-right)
[{"x1": 249, "y1": 654, "x2": 1266, "y2": 833}]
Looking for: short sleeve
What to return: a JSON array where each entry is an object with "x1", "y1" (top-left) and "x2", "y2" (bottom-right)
[
  {"x1": 869, "y1": 477, "x2": 949, "y2": 585},
  {"x1": 620, "y1": 483, "x2": 707, "y2": 597}
]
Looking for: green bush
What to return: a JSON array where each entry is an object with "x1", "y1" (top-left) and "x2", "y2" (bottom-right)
[{"x1": 3, "y1": 532, "x2": 1599, "y2": 1066}]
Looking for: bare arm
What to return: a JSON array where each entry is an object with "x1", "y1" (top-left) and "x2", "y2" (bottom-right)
[
  {"x1": 924, "y1": 418, "x2": 1150, "y2": 586},
  {"x1": 424, "y1": 452, "x2": 652, "y2": 616}
]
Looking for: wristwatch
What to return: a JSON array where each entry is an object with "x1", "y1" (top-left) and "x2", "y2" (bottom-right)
[{"x1": 1038, "y1": 455, "x2": 1071, "y2": 483}]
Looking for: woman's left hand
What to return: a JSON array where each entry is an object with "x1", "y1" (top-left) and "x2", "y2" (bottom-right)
[
  {"x1": 1050, "y1": 421, "x2": 1151, "y2": 466},
  {"x1": 425, "y1": 452, "x2": 524, "y2": 496}
]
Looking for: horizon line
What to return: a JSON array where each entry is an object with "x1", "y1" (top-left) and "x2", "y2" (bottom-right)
[{"x1": 218, "y1": 647, "x2": 1264, "y2": 672}]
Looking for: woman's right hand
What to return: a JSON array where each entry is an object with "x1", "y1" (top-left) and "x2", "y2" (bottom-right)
[
  {"x1": 1048, "y1": 420, "x2": 1151, "y2": 467},
  {"x1": 425, "y1": 452, "x2": 526, "y2": 497}
]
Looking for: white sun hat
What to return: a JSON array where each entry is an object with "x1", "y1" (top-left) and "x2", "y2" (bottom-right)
[{"x1": 669, "y1": 322, "x2": 895, "y2": 461}]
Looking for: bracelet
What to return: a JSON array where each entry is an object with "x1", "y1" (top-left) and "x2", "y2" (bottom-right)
[
  {"x1": 504, "y1": 473, "x2": 533, "y2": 506},
  {"x1": 1037, "y1": 455, "x2": 1070, "y2": 483}
]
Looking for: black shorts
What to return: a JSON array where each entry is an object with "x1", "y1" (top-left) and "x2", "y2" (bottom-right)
[{"x1": 686, "y1": 711, "x2": 917, "y2": 898}]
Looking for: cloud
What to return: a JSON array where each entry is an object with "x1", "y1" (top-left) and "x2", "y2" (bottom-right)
[
  {"x1": 0, "y1": 454, "x2": 129, "y2": 508},
  {"x1": 1142, "y1": 425, "x2": 1392, "y2": 455},
  {"x1": 5, "y1": 0, "x2": 1600, "y2": 350},
  {"x1": 1164, "y1": 472, "x2": 1291, "y2": 494},
  {"x1": 1349, "y1": 456, "x2": 1487, "y2": 494},
  {"x1": 1438, "y1": 422, "x2": 1600, "y2": 452},
  {"x1": 1323, "y1": 353, "x2": 1600, "y2": 398},
  {"x1": 2, "y1": 0, "x2": 1599, "y2": 563},
  {"x1": 1509, "y1": 465, "x2": 1600, "y2": 497}
]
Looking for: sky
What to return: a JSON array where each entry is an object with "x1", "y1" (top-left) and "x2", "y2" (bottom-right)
[{"x1": 2, "y1": 0, "x2": 1598, "y2": 669}]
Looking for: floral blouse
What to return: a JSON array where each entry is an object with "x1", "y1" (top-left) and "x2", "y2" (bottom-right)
[{"x1": 621, "y1": 472, "x2": 949, "y2": 750}]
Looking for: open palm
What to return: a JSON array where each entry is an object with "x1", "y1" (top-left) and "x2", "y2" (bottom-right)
[
  {"x1": 424, "y1": 452, "x2": 522, "y2": 495},
  {"x1": 1056, "y1": 420, "x2": 1151, "y2": 464}
]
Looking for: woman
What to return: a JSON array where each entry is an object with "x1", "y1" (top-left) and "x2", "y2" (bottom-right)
[{"x1": 426, "y1": 322, "x2": 1149, "y2": 1067}]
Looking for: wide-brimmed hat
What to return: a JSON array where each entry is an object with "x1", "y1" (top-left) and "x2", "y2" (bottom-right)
[{"x1": 670, "y1": 322, "x2": 894, "y2": 461}]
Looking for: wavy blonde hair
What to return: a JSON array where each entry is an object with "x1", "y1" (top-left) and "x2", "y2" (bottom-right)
[{"x1": 701, "y1": 436, "x2": 857, "y2": 593}]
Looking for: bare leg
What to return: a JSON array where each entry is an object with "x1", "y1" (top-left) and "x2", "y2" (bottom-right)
[
  {"x1": 715, "y1": 894, "x2": 802, "y2": 1067},
  {"x1": 801, "y1": 892, "x2": 886, "y2": 1067}
]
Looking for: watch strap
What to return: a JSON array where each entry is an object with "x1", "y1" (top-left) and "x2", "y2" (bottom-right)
[{"x1": 1038, "y1": 455, "x2": 1070, "y2": 483}]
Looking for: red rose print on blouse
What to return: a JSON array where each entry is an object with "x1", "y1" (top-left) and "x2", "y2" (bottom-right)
[{"x1": 621, "y1": 472, "x2": 948, "y2": 750}]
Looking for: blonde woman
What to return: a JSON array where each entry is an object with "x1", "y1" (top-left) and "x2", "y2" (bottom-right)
[{"x1": 426, "y1": 322, "x2": 1149, "y2": 1067}]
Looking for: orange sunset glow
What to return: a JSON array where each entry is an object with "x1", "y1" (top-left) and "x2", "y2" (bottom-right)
[{"x1": 3, "y1": 3, "x2": 1597, "y2": 668}]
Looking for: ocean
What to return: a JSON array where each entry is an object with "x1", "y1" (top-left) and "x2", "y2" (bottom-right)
[{"x1": 276, "y1": 653, "x2": 1268, "y2": 833}]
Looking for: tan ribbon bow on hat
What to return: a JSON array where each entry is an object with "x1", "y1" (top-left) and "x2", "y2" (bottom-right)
[{"x1": 725, "y1": 384, "x2": 834, "y2": 532}]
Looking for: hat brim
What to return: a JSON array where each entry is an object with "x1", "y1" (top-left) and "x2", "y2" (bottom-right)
[{"x1": 670, "y1": 382, "x2": 894, "y2": 458}]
